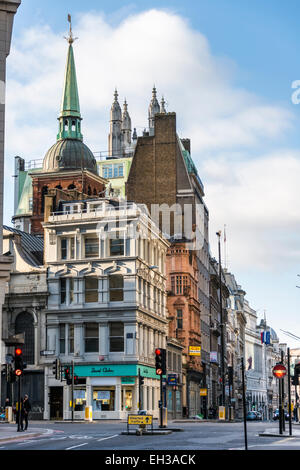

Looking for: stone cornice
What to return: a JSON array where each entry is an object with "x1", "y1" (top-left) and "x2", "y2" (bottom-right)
[
  {"x1": 0, "y1": 1, "x2": 21, "y2": 14},
  {"x1": 0, "y1": 255, "x2": 12, "y2": 281}
]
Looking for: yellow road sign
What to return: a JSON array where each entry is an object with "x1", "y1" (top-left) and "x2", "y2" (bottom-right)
[{"x1": 128, "y1": 415, "x2": 153, "y2": 425}]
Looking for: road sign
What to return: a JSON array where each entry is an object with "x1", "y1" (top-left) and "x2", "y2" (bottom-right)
[
  {"x1": 273, "y1": 364, "x2": 287, "y2": 378},
  {"x1": 128, "y1": 415, "x2": 153, "y2": 425}
]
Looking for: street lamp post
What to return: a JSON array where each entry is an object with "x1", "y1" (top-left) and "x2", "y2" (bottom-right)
[
  {"x1": 216, "y1": 231, "x2": 226, "y2": 411},
  {"x1": 241, "y1": 356, "x2": 248, "y2": 450}
]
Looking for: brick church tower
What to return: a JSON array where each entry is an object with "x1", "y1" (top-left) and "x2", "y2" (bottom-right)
[{"x1": 30, "y1": 19, "x2": 106, "y2": 235}]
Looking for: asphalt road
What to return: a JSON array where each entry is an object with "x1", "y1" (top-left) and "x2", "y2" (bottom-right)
[{"x1": 0, "y1": 421, "x2": 299, "y2": 451}]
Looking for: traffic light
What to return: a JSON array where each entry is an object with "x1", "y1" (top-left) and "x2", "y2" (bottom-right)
[
  {"x1": 74, "y1": 375, "x2": 79, "y2": 385},
  {"x1": 139, "y1": 375, "x2": 145, "y2": 386},
  {"x1": 292, "y1": 375, "x2": 299, "y2": 386},
  {"x1": 52, "y1": 359, "x2": 61, "y2": 380},
  {"x1": 155, "y1": 348, "x2": 166, "y2": 375},
  {"x1": 14, "y1": 347, "x2": 23, "y2": 377},
  {"x1": 228, "y1": 366, "x2": 233, "y2": 386},
  {"x1": 6, "y1": 364, "x2": 15, "y2": 384},
  {"x1": 64, "y1": 366, "x2": 72, "y2": 385}
]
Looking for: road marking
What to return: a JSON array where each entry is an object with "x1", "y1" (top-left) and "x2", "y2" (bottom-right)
[
  {"x1": 228, "y1": 446, "x2": 256, "y2": 450},
  {"x1": 97, "y1": 434, "x2": 118, "y2": 442},
  {"x1": 17, "y1": 439, "x2": 48, "y2": 445},
  {"x1": 66, "y1": 443, "x2": 88, "y2": 450},
  {"x1": 273, "y1": 437, "x2": 295, "y2": 445}
]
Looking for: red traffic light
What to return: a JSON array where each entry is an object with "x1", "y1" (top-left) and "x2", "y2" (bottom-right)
[
  {"x1": 155, "y1": 348, "x2": 161, "y2": 356},
  {"x1": 15, "y1": 348, "x2": 22, "y2": 356},
  {"x1": 273, "y1": 364, "x2": 287, "y2": 378}
]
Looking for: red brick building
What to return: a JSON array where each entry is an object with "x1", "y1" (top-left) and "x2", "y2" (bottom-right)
[{"x1": 127, "y1": 106, "x2": 210, "y2": 417}]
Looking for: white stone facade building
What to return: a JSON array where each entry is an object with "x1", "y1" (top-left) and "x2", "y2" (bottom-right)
[{"x1": 42, "y1": 198, "x2": 169, "y2": 420}]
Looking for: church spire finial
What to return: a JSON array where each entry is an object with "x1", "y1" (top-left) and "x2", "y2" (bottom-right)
[
  {"x1": 64, "y1": 14, "x2": 78, "y2": 45},
  {"x1": 57, "y1": 21, "x2": 82, "y2": 141}
]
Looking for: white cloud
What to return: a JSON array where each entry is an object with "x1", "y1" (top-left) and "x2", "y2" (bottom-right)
[
  {"x1": 6, "y1": 9, "x2": 293, "y2": 156},
  {"x1": 205, "y1": 151, "x2": 300, "y2": 270},
  {"x1": 4, "y1": 7, "x2": 297, "y2": 274}
]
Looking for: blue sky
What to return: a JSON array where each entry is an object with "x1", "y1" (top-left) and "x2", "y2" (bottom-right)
[{"x1": 5, "y1": 0, "x2": 300, "y2": 347}]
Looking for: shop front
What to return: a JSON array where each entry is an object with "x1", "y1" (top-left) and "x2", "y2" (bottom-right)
[{"x1": 61, "y1": 363, "x2": 161, "y2": 420}]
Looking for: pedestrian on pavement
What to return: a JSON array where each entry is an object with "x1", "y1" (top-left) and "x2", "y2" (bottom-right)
[
  {"x1": 21, "y1": 394, "x2": 31, "y2": 431},
  {"x1": 294, "y1": 406, "x2": 298, "y2": 422},
  {"x1": 5, "y1": 397, "x2": 11, "y2": 407}
]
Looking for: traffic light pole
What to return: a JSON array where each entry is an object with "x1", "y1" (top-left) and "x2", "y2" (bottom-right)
[
  {"x1": 279, "y1": 378, "x2": 283, "y2": 435},
  {"x1": 71, "y1": 360, "x2": 74, "y2": 423},
  {"x1": 241, "y1": 357, "x2": 248, "y2": 450},
  {"x1": 281, "y1": 351, "x2": 285, "y2": 432},
  {"x1": 138, "y1": 369, "x2": 141, "y2": 411},
  {"x1": 287, "y1": 347, "x2": 292, "y2": 436},
  {"x1": 17, "y1": 376, "x2": 22, "y2": 432},
  {"x1": 159, "y1": 374, "x2": 163, "y2": 428}
]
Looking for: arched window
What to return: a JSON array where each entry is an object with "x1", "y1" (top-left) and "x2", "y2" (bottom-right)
[
  {"x1": 88, "y1": 186, "x2": 92, "y2": 196},
  {"x1": 68, "y1": 183, "x2": 76, "y2": 190},
  {"x1": 15, "y1": 312, "x2": 34, "y2": 365}
]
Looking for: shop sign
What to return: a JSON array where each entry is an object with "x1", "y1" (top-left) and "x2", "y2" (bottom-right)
[
  {"x1": 74, "y1": 364, "x2": 160, "y2": 380},
  {"x1": 121, "y1": 377, "x2": 136, "y2": 385},
  {"x1": 138, "y1": 365, "x2": 162, "y2": 380},
  {"x1": 210, "y1": 351, "x2": 218, "y2": 363},
  {"x1": 97, "y1": 391, "x2": 110, "y2": 400},
  {"x1": 167, "y1": 374, "x2": 178, "y2": 386},
  {"x1": 189, "y1": 346, "x2": 201, "y2": 356}
]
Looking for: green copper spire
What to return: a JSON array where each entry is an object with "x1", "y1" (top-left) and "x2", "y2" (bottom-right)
[{"x1": 57, "y1": 16, "x2": 83, "y2": 141}]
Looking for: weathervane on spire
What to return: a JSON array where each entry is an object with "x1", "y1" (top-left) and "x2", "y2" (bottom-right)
[{"x1": 64, "y1": 14, "x2": 78, "y2": 44}]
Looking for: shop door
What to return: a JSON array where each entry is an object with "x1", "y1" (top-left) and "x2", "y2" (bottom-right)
[{"x1": 49, "y1": 387, "x2": 63, "y2": 420}]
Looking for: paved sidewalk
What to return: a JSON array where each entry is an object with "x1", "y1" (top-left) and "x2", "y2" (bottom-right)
[
  {"x1": 259, "y1": 426, "x2": 300, "y2": 438},
  {"x1": 0, "y1": 424, "x2": 53, "y2": 443}
]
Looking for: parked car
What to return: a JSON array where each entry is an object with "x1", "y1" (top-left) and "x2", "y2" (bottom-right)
[
  {"x1": 246, "y1": 411, "x2": 257, "y2": 421},
  {"x1": 273, "y1": 409, "x2": 290, "y2": 421},
  {"x1": 255, "y1": 411, "x2": 263, "y2": 420}
]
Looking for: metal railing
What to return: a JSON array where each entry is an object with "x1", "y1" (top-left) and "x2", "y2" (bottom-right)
[
  {"x1": 48, "y1": 202, "x2": 147, "y2": 221},
  {"x1": 23, "y1": 150, "x2": 134, "y2": 171}
]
